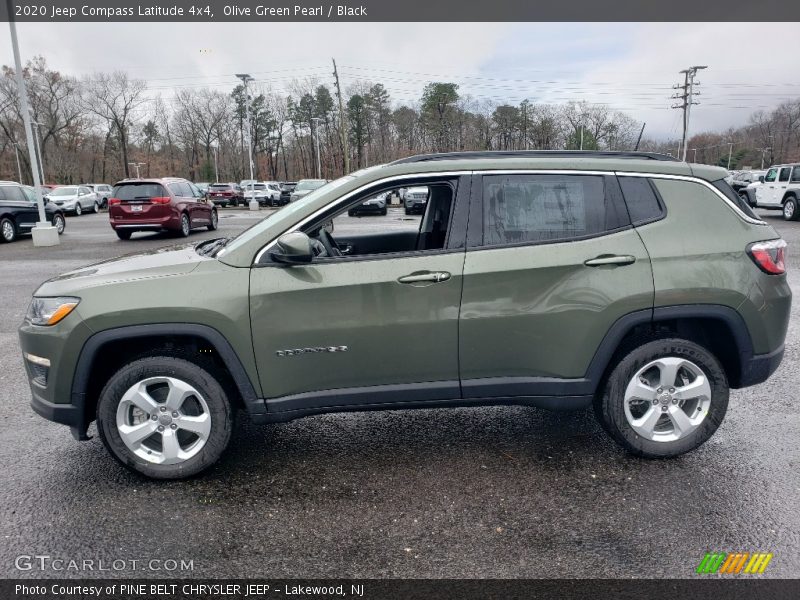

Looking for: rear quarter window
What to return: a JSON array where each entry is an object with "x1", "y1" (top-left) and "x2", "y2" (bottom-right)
[
  {"x1": 712, "y1": 179, "x2": 759, "y2": 220},
  {"x1": 618, "y1": 176, "x2": 665, "y2": 225}
]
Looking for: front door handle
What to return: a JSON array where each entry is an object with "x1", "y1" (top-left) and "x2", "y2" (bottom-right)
[
  {"x1": 584, "y1": 255, "x2": 636, "y2": 267},
  {"x1": 398, "y1": 271, "x2": 451, "y2": 284}
]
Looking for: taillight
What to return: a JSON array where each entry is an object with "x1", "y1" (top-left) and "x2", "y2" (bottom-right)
[
  {"x1": 151, "y1": 197, "x2": 171, "y2": 204},
  {"x1": 108, "y1": 198, "x2": 120, "y2": 206},
  {"x1": 747, "y1": 239, "x2": 787, "y2": 275}
]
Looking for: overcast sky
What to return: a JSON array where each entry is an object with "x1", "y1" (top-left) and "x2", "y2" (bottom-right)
[{"x1": 2, "y1": 22, "x2": 799, "y2": 139}]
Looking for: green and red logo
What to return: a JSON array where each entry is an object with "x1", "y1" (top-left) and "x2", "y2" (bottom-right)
[{"x1": 697, "y1": 552, "x2": 773, "y2": 574}]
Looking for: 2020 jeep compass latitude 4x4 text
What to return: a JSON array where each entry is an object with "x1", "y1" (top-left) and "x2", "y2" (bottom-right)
[{"x1": 19, "y1": 152, "x2": 791, "y2": 478}]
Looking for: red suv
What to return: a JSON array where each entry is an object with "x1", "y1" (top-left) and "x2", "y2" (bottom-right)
[{"x1": 108, "y1": 178, "x2": 218, "y2": 240}]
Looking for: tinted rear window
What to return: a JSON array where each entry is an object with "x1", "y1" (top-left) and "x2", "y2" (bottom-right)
[
  {"x1": 618, "y1": 177, "x2": 665, "y2": 224},
  {"x1": 113, "y1": 183, "x2": 168, "y2": 201},
  {"x1": 209, "y1": 184, "x2": 231, "y2": 190},
  {"x1": 712, "y1": 179, "x2": 758, "y2": 219}
]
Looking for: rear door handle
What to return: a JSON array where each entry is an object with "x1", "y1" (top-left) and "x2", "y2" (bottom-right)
[
  {"x1": 584, "y1": 255, "x2": 636, "y2": 267},
  {"x1": 398, "y1": 271, "x2": 451, "y2": 284}
]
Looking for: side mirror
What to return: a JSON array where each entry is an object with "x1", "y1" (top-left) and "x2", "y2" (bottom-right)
[
  {"x1": 759, "y1": 176, "x2": 765, "y2": 183},
  {"x1": 271, "y1": 232, "x2": 313, "y2": 265}
]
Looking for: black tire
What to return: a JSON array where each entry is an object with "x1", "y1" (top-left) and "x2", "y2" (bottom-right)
[
  {"x1": 381, "y1": 207, "x2": 388, "y2": 216},
  {"x1": 207, "y1": 209, "x2": 218, "y2": 231},
  {"x1": 1, "y1": 217, "x2": 17, "y2": 243},
  {"x1": 783, "y1": 195, "x2": 799, "y2": 221},
  {"x1": 74, "y1": 203, "x2": 82, "y2": 216},
  {"x1": 92, "y1": 201, "x2": 100, "y2": 214},
  {"x1": 404, "y1": 208, "x2": 411, "y2": 216},
  {"x1": 595, "y1": 338, "x2": 729, "y2": 458},
  {"x1": 116, "y1": 229, "x2": 132, "y2": 240},
  {"x1": 96, "y1": 356, "x2": 234, "y2": 479},
  {"x1": 348, "y1": 210, "x2": 355, "y2": 217},
  {"x1": 178, "y1": 213, "x2": 191, "y2": 237},
  {"x1": 52, "y1": 213, "x2": 66, "y2": 235}
]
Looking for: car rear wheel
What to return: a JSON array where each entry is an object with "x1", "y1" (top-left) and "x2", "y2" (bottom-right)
[
  {"x1": 1, "y1": 217, "x2": 17, "y2": 242},
  {"x1": 52, "y1": 213, "x2": 66, "y2": 234},
  {"x1": 116, "y1": 229, "x2": 132, "y2": 240},
  {"x1": 783, "y1": 196, "x2": 799, "y2": 221},
  {"x1": 207, "y1": 210, "x2": 218, "y2": 231},
  {"x1": 178, "y1": 213, "x2": 191, "y2": 237},
  {"x1": 92, "y1": 201, "x2": 100, "y2": 214},
  {"x1": 595, "y1": 338, "x2": 728, "y2": 458},
  {"x1": 74, "y1": 203, "x2": 82, "y2": 216},
  {"x1": 96, "y1": 356, "x2": 234, "y2": 479}
]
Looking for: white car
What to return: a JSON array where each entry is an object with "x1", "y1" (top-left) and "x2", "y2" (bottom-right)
[
  {"x1": 262, "y1": 182, "x2": 282, "y2": 206},
  {"x1": 753, "y1": 163, "x2": 800, "y2": 221},
  {"x1": 45, "y1": 185, "x2": 100, "y2": 216},
  {"x1": 83, "y1": 183, "x2": 113, "y2": 208},
  {"x1": 243, "y1": 183, "x2": 270, "y2": 206}
]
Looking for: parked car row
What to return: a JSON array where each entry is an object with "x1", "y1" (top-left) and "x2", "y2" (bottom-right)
[
  {"x1": 0, "y1": 181, "x2": 66, "y2": 243},
  {"x1": 736, "y1": 163, "x2": 800, "y2": 221}
]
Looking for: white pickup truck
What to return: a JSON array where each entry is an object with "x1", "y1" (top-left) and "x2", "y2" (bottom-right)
[{"x1": 753, "y1": 163, "x2": 800, "y2": 221}]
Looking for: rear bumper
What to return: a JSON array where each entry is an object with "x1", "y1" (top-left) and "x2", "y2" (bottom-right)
[
  {"x1": 738, "y1": 344, "x2": 785, "y2": 388},
  {"x1": 110, "y1": 213, "x2": 180, "y2": 231}
]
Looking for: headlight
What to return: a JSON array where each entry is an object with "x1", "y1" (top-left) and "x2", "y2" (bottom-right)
[{"x1": 26, "y1": 297, "x2": 80, "y2": 326}]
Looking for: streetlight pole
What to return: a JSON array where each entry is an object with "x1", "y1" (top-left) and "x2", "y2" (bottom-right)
[
  {"x1": 8, "y1": 10, "x2": 57, "y2": 245},
  {"x1": 213, "y1": 145, "x2": 219, "y2": 183},
  {"x1": 236, "y1": 73, "x2": 257, "y2": 210},
  {"x1": 692, "y1": 148, "x2": 698, "y2": 163},
  {"x1": 31, "y1": 120, "x2": 45, "y2": 184},
  {"x1": 127, "y1": 162, "x2": 145, "y2": 178},
  {"x1": 727, "y1": 142, "x2": 733, "y2": 170},
  {"x1": 12, "y1": 141, "x2": 23, "y2": 183},
  {"x1": 311, "y1": 117, "x2": 322, "y2": 178}
]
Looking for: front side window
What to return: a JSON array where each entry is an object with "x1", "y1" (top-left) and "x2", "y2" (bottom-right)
[
  {"x1": 481, "y1": 174, "x2": 628, "y2": 246},
  {"x1": 764, "y1": 168, "x2": 778, "y2": 182}
]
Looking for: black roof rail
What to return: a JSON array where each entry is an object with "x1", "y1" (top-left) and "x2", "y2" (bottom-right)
[{"x1": 390, "y1": 150, "x2": 680, "y2": 165}]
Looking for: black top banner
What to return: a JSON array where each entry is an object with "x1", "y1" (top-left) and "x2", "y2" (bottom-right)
[{"x1": 1, "y1": 0, "x2": 799, "y2": 22}]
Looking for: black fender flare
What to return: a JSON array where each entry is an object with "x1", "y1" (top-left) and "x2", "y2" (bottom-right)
[{"x1": 71, "y1": 323, "x2": 264, "y2": 437}]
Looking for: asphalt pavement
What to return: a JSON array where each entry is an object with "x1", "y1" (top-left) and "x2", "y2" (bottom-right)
[{"x1": 0, "y1": 206, "x2": 798, "y2": 579}]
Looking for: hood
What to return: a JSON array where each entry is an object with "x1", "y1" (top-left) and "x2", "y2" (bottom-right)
[{"x1": 35, "y1": 242, "x2": 209, "y2": 296}]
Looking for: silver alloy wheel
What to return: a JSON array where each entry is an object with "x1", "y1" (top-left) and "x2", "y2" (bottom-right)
[
  {"x1": 784, "y1": 200, "x2": 795, "y2": 220},
  {"x1": 116, "y1": 376, "x2": 212, "y2": 465},
  {"x1": 53, "y1": 215, "x2": 65, "y2": 234},
  {"x1": 93, "y1": 202, "x2": 99, "y2": 213},
  {"x1": 74, "y1": 203, "x2": 82, "y2": 216},
  {"x1": 211, "y1": 210, "x2": 218, "y2": 228},
  {"x1": 623, "y1": 357, "x2": 712, "y2": 442},
  {"x1": 2, "y1": 220, "x2": 14, "y2": 241},
  {"x1": 181, "y1": 214, "x2": 190, "y2": 235}
]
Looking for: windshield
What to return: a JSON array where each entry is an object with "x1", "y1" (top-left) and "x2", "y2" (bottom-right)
[
  {"x1": 209, "y1": 184, "x2": 230, "y2": 189},
  {"x1": 296, "y1": 180, "x2": 326, "y2": 191},
  {"x1": 49, "y1": 187, "x2": 78, "y2": 196},
  {"x1": 218, "y1": 174, "x2": 356, "y2": 257}
]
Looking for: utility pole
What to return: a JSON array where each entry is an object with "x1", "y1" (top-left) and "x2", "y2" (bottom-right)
[
  {"x1": 236, "y1": 73, "x2": 257, "y2": 210},
  {"x1": 12, "y1": 141, "x2": 22, "y2": 183},
  {"x1": 8, "y1": 6, "x2": 57, "y2": 245},
  {"x1": 726, "y1": 142, "x2": 734, "y2": 170},
  {"x1": 127, "y1": 162, "x2": 145, "y2": 178},
  {"x1": 332, "y1": 58, "x2": 350, "y2": 174},
  {"x1": 311, "y1": 117, "x2": 322, "y2": 178},
  {"x1": 672, "y1": 65, "x2": 707, "y2": 162}
]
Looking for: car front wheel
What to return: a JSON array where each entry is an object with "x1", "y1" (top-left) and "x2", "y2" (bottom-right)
[
  {"x1": 596, "y1": 338, "x2": 728, "y2": 458},
  {"x1": 783, "y1": 196, "x2": 799, "y2": 221},
  {"x1": 96, "y1": 356, "x2": 234, "y2": 479},
  {"x1": 52, "y1": 213, "x2": 66, "y2": 234},
  {"x1": 1, "y1": 217, "x2": 17, "y2": 242}
]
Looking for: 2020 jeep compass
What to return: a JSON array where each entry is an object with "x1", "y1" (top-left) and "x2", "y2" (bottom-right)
[{"x1": 20, "y1": 151, "x2": 791, "y2": 479}]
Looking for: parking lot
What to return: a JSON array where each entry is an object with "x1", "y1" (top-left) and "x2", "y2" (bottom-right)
[{"x1": 0, "y1": 206, "x2": 798, "y2": 578}]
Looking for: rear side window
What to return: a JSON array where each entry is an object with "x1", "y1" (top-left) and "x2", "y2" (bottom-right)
[
  {"x1": 482, "y1": 174, "x2": 629, "y2": 246},
  {"x1": 113, "y1": 183, "x2": 168, "y2": 201},
  {"x1": 618, "y1": 177, "x2": 665, "y2": 224},
  {"x1": 712, "y1": 179, "x2": 759, "y2": 219},
  {"x1": 0, "y1": 186, "x2": 26, "y2": 202},
  {"x1": 779, "y1": 167, "x2": 791, "y2": 182},
  {"x1": 793, "y1": 167, "x2": 800, "y2": 182}
]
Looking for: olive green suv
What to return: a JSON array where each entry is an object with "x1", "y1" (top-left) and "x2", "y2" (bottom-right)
[{"x1": 19, "y1": 151, "x2": 791, "y2": 479}]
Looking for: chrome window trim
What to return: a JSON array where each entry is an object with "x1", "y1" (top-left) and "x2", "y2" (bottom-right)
[
  {"x1": 252, "y1": 171, "x2": 471, "y2": 264},
  {"x1": 251, "y1": 168, "x2": 766, "y2": 264}
]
